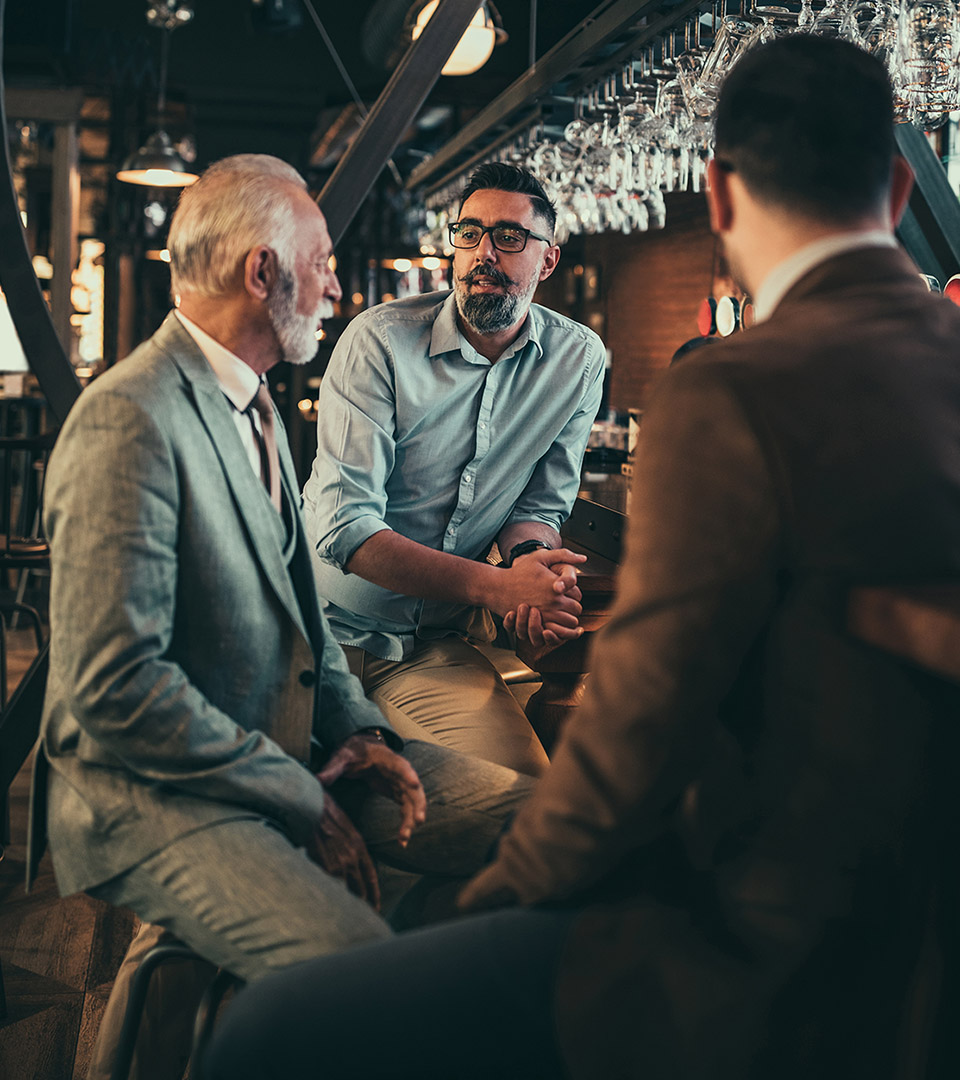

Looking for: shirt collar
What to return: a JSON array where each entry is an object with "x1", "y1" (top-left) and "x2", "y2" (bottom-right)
[
  {"x1": 429, "y1": 290, "x2": 544, "y2": 364},
  {"x1": 175, "y1": 310, "x2": 262, "y2": 410},
  {"x1": 753, "y1": 230, "x2": 899, "y2": 323}
]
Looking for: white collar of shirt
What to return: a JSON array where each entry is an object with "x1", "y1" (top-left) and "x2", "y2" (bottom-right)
[
  {"x1": 175, "y1": 309, "x2": 262, "y2": 411},
  {"x1": 753, "y1": 230, "x2": 899, "y2": 324}
]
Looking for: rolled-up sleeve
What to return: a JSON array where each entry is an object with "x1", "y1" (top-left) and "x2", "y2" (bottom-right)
[
  {"x1": 303, "y1": 315, "x2": 397, "y2": 570},
  {"x1": 504, "y1": 336, "x2": 606, "y2": 531}
]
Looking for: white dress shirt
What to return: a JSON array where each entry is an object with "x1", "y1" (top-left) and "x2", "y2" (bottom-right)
[
  {"x1": 753, "y1": 230, "x2": 899, "y2": 323},
  {"x1": 175, "y1": 310, "x2": 265, "y2": 480}
]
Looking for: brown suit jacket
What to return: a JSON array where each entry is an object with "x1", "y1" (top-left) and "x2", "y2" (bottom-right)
[{"x1": 461, "y1": 247, "x2": 960, "y2": 1078}]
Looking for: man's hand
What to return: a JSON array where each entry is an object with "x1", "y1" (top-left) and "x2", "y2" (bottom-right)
[
  {"x1": 304, "y1": 790, "x2": 381, "y2": 910},
  {"x1": 506, "y1": 601, "x2": 584, "y2": 667},
  {"x1": 491, "y1": 548, "x2": 586, "y2": 623},
  {"x1": 502, "y1": 554, "x2": 585, "y2": 665},
  {"x1": 316, "y1": 734, "x2": 427, "y2": 848}
]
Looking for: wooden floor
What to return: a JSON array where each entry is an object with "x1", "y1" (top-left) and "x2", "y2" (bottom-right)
[{"x1": 0, "y1": 628, "x2": 135, "y2": 1080}]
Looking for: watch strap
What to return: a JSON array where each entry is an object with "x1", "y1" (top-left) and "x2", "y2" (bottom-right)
[{"x1": 506, "y1": 539, "x2": 552, "y2": 568}]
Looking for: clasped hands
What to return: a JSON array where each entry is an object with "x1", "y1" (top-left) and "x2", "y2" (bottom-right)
[
  {"x1": 306, "y1": 732, "x2": 427, "y2": 911},
  {"x1": 499, "y1": 547, "x2": 587, "y2": 665}
]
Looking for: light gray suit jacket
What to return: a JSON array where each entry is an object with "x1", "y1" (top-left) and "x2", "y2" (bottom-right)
[{"x1": 37, "y1": 313, "x2": 390, "y2": 896}]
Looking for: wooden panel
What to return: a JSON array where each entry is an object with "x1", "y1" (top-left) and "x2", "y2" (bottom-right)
[{"x1": 0, "y1": 994, "x2": 83, "y2": 1078}]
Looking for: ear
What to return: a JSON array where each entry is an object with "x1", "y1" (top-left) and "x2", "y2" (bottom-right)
[
  {"x1": 888, "y1": 155, "x2": 914, "y2": 227},
  {"x1": 538, "y1": 243, "x2": 561, "y2": 282},
  {"x1": 706, "y1": 158, "x2": 734, "y2": 235},
  {"x1": 243, "y1": 245, "x2": 278, "y2": 302}
]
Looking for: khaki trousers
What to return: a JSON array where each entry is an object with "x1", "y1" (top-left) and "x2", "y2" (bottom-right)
[{"x1": 343, "y1": 637, "x2": 549, "y2": 778}]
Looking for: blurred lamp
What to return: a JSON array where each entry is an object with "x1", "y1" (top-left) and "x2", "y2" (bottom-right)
[
  {"x1": 412, "y1": 1, "x2": 505, "y2": 76},
  {"x1": 119, "y1": 2, "x2": 198, "y2": 187},
  {"x1": 118, "y1": 131, "x2": 197, "y2": 187}
]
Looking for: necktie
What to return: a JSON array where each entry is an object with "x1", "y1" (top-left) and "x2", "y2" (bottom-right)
[{"x1": 249, "y1": 383, "x2": 282, "y2": 512}]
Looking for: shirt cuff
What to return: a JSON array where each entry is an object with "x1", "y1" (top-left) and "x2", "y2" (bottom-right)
[
  {"x1": 321, "y1": 518, "x2": 393, "y2": 571},
  {"x1": 502, "y1": 510, "x2": 565, "y2": 534}
]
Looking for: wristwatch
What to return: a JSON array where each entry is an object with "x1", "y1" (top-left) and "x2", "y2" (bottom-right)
[
  {"x1": 358, "y1": 728, "x2": 388, "y2": 744},
  {"x1": 506, "y1": 538, "x2": 552, "y2": 568}
]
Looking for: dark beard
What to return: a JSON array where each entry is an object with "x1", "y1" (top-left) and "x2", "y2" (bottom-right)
[{"x1": 456, "y1": 289, "x2": 524, "y2": 334}]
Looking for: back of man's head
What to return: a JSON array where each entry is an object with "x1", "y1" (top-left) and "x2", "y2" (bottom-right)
[
  {"x1": 168, "y1": 153, "x2": 307, "y2": 300},
  {"x1": 458, "y1": 162, "x2": 557, "y2": 236},
  {"x1": 714, "y1": 35, "x2": 895, "y2": 224}
]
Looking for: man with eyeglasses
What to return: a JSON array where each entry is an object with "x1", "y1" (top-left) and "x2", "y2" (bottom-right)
[{"x1": 303, "y1": 162, "x2": 606, "y2": 777}]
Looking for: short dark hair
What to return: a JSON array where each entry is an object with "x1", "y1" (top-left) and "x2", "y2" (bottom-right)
[
  {"x1": 457, "y1": 162, "x2": 557, "y2": 236},
  {"x1": 714, "y1": 35, "x2": 895, "y2": 223}
]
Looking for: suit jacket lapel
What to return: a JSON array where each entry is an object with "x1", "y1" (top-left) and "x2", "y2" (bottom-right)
[{"x1": 153, "y1": 314, "x2": 311, "y2": 645}]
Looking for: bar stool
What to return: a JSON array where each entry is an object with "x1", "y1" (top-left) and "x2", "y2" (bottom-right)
[
  {"x1": 109, "y1": 940, "x2": 242, "y2": 1080},
  {"x1": 0, "y1": 429, "x2": 54, "y2": 650}
]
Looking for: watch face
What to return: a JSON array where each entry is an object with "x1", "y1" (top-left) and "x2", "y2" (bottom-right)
[
  {"x1": 944, "y1": 274, "x2": 960, "y2": 305},
  {"x1": 716, "y1": 296, "x2": 741, "y2": 337},
  {"x1": 741, "y1": 301, "x2": 756, "y2": 330}
]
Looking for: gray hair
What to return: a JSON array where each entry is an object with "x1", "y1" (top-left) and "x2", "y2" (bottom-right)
[{"x1": 167, "y1": 154, "x2": 308, "y2": 298}]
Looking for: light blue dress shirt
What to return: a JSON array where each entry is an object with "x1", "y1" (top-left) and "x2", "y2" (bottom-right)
[{"x1": 302, "y1": 290, "x2": 606, "y2": 661}]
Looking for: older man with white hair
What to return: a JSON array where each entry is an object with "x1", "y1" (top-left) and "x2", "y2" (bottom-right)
[{"x1": 37, "y1": 154, "x2": 533, "y2": 1079}]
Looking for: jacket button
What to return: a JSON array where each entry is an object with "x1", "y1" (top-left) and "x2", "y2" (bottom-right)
[{"x1": 299, "y1": 670, "x2": 316, "y2": 688}]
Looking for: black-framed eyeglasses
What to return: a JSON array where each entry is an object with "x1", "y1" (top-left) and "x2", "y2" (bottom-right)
[{"x1": 448, "y1": 221, "x2": 553, "y2": 253}]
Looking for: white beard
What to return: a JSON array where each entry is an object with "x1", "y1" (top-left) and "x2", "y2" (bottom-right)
[{"x1": 268, "y1": 268, "x2": 330, "y2": 366}]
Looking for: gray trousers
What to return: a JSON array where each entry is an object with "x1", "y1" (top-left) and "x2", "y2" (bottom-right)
[{"x1": 85, "y1": 741, "x2": 534, "y2": 1080}]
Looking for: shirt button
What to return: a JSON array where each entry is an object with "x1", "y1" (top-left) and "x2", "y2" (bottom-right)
[
  {"x1": 299, "y1": 670, "x2": 316, "y2": 688},
  {"x1": 447, "y1": 527, "x2": 455, "y2": 535},
  {"x1": 479, "y1": 422, "x2": 486, "y2": 429},
  {"x1": 464, "y1": 474, "x2": 472, "y2": 483}
]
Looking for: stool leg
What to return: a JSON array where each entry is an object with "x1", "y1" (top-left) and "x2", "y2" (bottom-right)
[
  {"x1": 0, "y1": 954, "x2": 7, "y2": 1022},
  {"x1": 109, "y1": 943, "x2": 199, "y2": 1080},
  {"x1": 190, "y1": 970, "x2": 243, "y2": 1080},
  {"x1": 9, "y1": 602, "x2": 43, "y2": 651}
]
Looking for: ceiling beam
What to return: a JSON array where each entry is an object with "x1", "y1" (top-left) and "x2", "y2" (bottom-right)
[
  {"x1": 894, "y1": 122, "x2": 960, "y2": 284},
  {"x1": 318, "y1": 0, "x2": 482, "y2": 247},
  {"x1": 4, "y1": 85, "x2": 83, "y2": 123}
]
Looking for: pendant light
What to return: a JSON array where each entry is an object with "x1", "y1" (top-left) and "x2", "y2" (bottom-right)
[
  {"x1": 411, "y1": 2, "x2": 506, "y2": 76},
  {"x1": 118, "y1": 2, "x2": 198, "y2": 188}
]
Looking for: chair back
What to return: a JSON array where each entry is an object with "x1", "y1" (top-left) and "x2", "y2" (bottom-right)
[{"x1": 0, "y1": 427, "x2": 57, "y2": 562}]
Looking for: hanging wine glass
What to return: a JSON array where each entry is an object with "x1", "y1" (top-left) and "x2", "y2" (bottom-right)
[
  {"x1": 752, "y1": 5, "x2": 799, "y2": 42},
  {"x1": 811, "y1": 0, "x2": 850, "y2": 37},
  {"x1": 896, "y1": 0, "x2": 960, "y2": 126},
  {"x1": 696, "y1": 15, "x2": 763, "y2": 106}
]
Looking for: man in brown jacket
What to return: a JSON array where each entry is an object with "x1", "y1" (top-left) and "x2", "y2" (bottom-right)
[{"x1": 204, "y1": 35, "x2": 960, "y2": 1080}]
